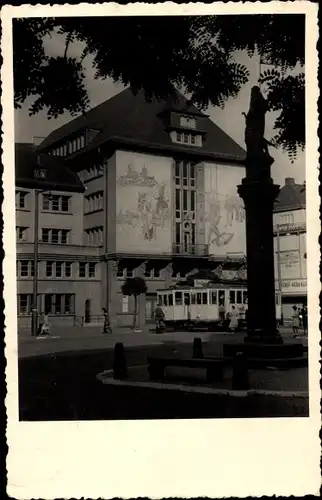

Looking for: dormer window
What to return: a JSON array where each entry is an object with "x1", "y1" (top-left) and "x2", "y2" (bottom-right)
[
  {"x1": 180, "y1": 116, "x2": 197, "y2": 129},
  {"x1": 172, "y1": 131, "x2": 202, "y2": 147}
]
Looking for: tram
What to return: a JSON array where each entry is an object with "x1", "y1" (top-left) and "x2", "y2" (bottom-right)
[{"x1": 156, "y1": 283, "x2": 282, "y2": 331}]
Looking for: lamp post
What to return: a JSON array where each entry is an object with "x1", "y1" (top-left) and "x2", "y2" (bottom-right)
[{"x1": 31, "y1": 189, "x2": 40, "y2": 336}]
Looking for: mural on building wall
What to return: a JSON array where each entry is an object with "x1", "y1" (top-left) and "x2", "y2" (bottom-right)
[
  {"x1": 204, "y1": 164, "x2": 246, "y2": 255},
  {"x1": 116, "y1": 153, "x2": 172, "y2": 253}
]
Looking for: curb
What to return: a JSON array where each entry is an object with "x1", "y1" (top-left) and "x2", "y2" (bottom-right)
[{"x1": 97, "y1": 370, "x2": 308, "y2": 398}]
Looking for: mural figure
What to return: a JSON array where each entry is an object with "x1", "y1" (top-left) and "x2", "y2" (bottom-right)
[
  {"x1": 116, "y1": 162, "x2": 170, "y2": 244},
  {"x1": 154, "y1": 184, "x2": 169, "y2": 228},
  {"x1": 206, "y1": 197, "x2": 234, "y2": 247},
  {"x1": 224, "y1": 195, "x2": 245, "y2": 227}
]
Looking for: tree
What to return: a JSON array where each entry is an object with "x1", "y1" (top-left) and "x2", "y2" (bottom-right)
[
  {"x1": 13, "y1": 14, "x2": 305, "y2": 159},
  {"x1": 121, "y1": 277, "x2": 148, "y2": 330}
]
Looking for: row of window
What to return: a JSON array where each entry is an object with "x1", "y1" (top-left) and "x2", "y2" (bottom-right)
[
  {"x1": 84, "y1": 191, "x2": 104, "y2": 213},
  {"x1": 18, "y1": 294, "x2": 74, "y2": 315},
  {"x1": 174, "y1": 132, "x2": 202, "y2": 146},
  {"x1": 85, "y1": 226, "x2": 104, "y2": 246},
  {"x1": 158, "y1": 289, "x2": 248, "y2": 307},
  {"x1": 116, "y1": 266, "x2": 186, "y2": 279},
  {"x1": 51, "y1": 135, "x2": 85, "y2": 157},
  {"x1": 43, "y1": 194, "x2": 70, "y2": 212},
  {"x1": 16, "y1": 191, "x2": 71, "y2": 213},
  {"x1": 41, "y1": 228, "x2": 70, "y2": 244},
  {"x1": 16, "y1": 260, "x2": 98, "y2": 278}
]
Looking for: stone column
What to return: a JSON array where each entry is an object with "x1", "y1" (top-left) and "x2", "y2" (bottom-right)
[{"x1": 238, "y1": 167, "x2": 281, "y2": 342}]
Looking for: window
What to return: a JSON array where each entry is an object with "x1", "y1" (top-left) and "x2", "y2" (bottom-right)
[
  {"x1": 126, "y1": 268, "x2": 133, "y2": 278},
  {"x1": 85, "y1": 191, "x2": 104, "y2": 213},
  {"x1": 46, "y1": 261, "x2": 54, "y2": 277},
  {"x1": 41, "y1": 229, "x2": 50, "y2": 243},
  {"x1": 211, "y1": 291, "x2": 217, "y2": 305},
  {"x1": 243, "y1": 291, "x2": 248, "y2": 304},
  {"x1": 16, "y1": 226, "x2": 28, "y2": 241},
  {"x1": 20, "y1": 261, "x2": 29, "y2": 277},
  {"x1": 44, "y1": 294, "x2": 75, "y2": 314},
  {"x1": 173, "y1": 132, "x2": 201, "y2": 146},
  {"x1": 117, "y1": 265, "x2": 125, "y2": 278},
  {"x1": 18, "y1": 294, "x2": 32, "y2": 314},
  {"x1": 88, "y1": 263, "x2": 96, "y2": 278},
  {"x1": 236, "y1": 291, "x2": 242, "y2": 304},
  {"x1": 16, "y1": 191, "x2": 28, "y2": 209},
  {"x1": 175, "y1": 292, "x2": 183, "y2": 305},
  {"x1": 202, "y1": 292, "x2": 208, "y2": 305},
  {"x1": 41, "y1": 229, "x2": 70, "y2": 244},
  {"x1": 65, "y1": 262, "x2": 72, "y2": 277},
  {"x1": 121, "y1": 296, "x2": 129, "y2": 313},
  {"x1": 61, "y1": 229, "x2": 69, "y2": 244},
  {"x1": 55, "y1": 262, "x2": 62, "y2": 277},
  {"x1": 196, "y1": 293, "x2": 202, "y2": 305},
  {"x1": 79, "y1": 262, "x2": 86, "y2": 278},
  {"x1": 168, "y1": 294, "x2": 173, "y2": 306},
  {"x1": 191, "y1": 293, "x2": 196, "y2": 305},
  {"x1": 154, "y1": 269, "x2": 160, "y2": 278},
  {"x1": 164, "y1": 295, "x2": 168, "y2": 306},
  {"x1": 17, "y1": 261, "x2": 34, "y2": 278},
  {"x1": 184, "y1": 293, "x2": 190, "y2": 305},
  {"x1": 219, "y1": 290, "x2": 225, "y2": 305},
  {"x1": 229, "y1": 290, "x2": 236, "y2": 303},
  {"x1": 51, "y1": 229, "x2": 59, "y2": 244},
  {"x1": 43, "y1": 195, "x2": 70, "y2": 212},
  {"x1": 85, "y1": 226, "x2": 104, "y2": 246},
  {"x1": 174, "y1": 161, "x2": 197, "y2": 253}
]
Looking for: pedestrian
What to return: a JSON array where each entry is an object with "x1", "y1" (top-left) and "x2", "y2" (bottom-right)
[
  {"x1": 154, "y1": 304, "x2": 165, "y2": 333},
  {"x1": 102, "y1": 308, "x2": 112, "y2": 334},
  {"x1": 292, "y1": 305, "x2": 300, "y2": 337},
  {"x1": 219, "y1": 301, "x2": 226, "y2": 325},
  {"x1": 39, "y1": 313, "x2": 50, "y2": 336},
  {"x1": 301, "y1": 305, "x2": 308, "y2": 336},
  {"x1": 229, "y1": 305, "x2": 239, "y2": 333}
]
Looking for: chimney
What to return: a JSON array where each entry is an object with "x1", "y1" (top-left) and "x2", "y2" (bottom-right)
[
  {"x1": 285, "y1": 177, "x2": 295, "y2": 186},
  {"x1": 33, "y1": 136, "x2": 45, "y2": 147}
]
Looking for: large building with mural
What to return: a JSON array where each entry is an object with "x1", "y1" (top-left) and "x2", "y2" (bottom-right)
[{"x1": 17, "y1": 88, "x2": 251, "y2": 328}]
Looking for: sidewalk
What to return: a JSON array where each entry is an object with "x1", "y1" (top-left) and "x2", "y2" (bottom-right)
[{"x1": 17, "y1": 323, "x2": 306, "y2": 359}]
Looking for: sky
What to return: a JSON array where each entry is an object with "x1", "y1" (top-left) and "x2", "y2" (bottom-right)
[{"x1": 14, "y1": 31, "x2": 305, "y2": 187}]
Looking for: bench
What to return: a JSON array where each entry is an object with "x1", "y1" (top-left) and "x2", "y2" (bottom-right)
[{"x1": 147, "y1": 356, "x2": 224, "y2": 383}]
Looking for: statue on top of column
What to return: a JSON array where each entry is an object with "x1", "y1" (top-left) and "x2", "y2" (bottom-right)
[{"x1": 242, "y1": 86, "x2": 274, "y2": 174}]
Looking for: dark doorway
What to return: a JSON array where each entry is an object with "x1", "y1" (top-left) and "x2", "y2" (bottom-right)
[{"x1": 85, "y1": 299, "x2": 91, "y2": 323}]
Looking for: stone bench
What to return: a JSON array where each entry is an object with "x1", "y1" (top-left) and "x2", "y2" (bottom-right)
[{"x1": 147, "y1": 356, "x2": 224, "y2": 383}]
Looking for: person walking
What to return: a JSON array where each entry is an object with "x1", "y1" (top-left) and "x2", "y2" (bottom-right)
[
  {"x1": 301, "y1": 305, "x2": 308, "y2": 336},
  {"x1": 102, "y1": 308, "x2": 112, "y2": 334},
  {"x1": 229, "y1": 305, "x2": 239, "y2": 333},
  {"x1": 154, "y1": 304, "x2": 165, "y2": 333},
  {"x1": 292, "y1": 305, "x2": 300, "y2": 337},
  {"x1": 38, "y1": 313, "x2": 51, "y2": 336}
]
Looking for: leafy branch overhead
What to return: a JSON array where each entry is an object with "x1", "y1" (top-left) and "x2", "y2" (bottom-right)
[{"x1": 13, "y1": 14, "x2": 305, "y2": 159}]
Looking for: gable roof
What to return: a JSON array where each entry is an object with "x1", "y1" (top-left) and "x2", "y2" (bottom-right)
[
  {"x1": 274, "y1": 177, "x2": 306, "y2": 212},
  {"x1": 38, "y1": 88, "x2": 246, "y2": 164},
  {"x1": 15, "y1": 143, "x2": 85, "y2": 192}
]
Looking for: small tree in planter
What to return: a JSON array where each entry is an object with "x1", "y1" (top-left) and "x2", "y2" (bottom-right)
[{"x1": 121, "y1": 276, "x2": 148, "y2": 330}]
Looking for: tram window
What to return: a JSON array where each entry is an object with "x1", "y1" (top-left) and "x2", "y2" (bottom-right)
[
  {"x1": 191, "y1": 293, "x2": 196, "y2": 304},
  {"x1": 168, "y1": 294, "x2": 173, "y2": 306},
  {"x1": 196, "y1": 293, "x2": 202, "y2": 305},
  {"x1": 175, "y1": 292, "x2": 183, "y2": 305},
  {"x1": 202, "y1": 292, "x2": 208, "y2": 305},
  {"x1": 229, "y1": 290, "x2": 235, "y2": 303},
  {"x1": 236, "y1": 291, "x2": 242, "y2": 304},
  {"x1": 211, "y1": 291, "x2": 217, "y2": 304},
  {"x1": 164, "y1": 295, "x2": 168, "y2": 306},
  {"x1": 184, "y1": 293, "x2": 190, "y2": 305},
  {"x1": 157, "y1": 296, "x2": 162, "y2": 306},
  {"x1": 243, "y1": 291, "x2": 248, "y2": 304},
  {"x1": 218, "y1": 290, "x2": 225, "y2": 305}
]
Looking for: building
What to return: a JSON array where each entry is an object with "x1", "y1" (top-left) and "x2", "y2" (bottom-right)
[
  {"x1": 17, "y1": 88, "x2": 249, "y2": 329},
  {"x1": 273, "y1": 177, "x2": 307, "y2": 319},
  {"x1": 15, "y1": 143, "x2": 99, "y2": 329}
]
